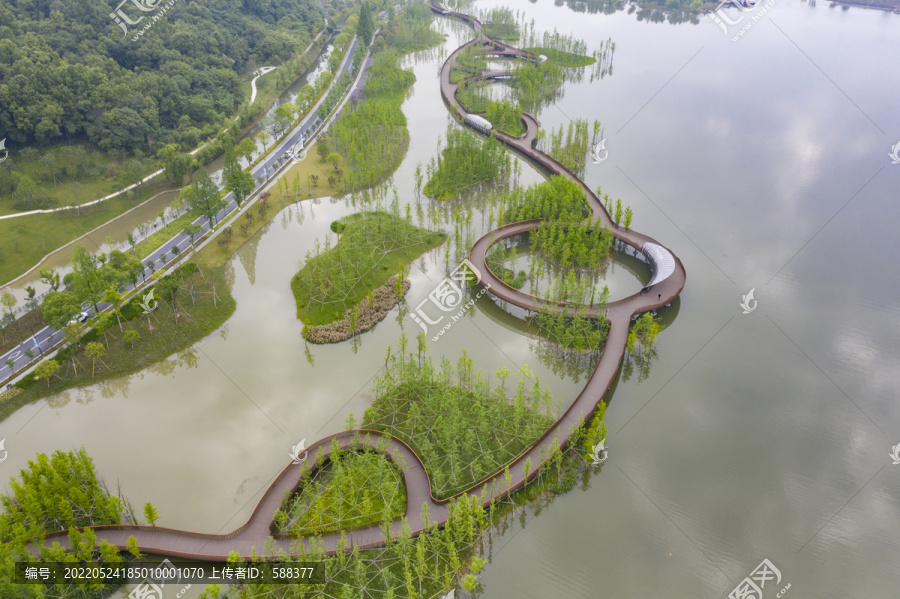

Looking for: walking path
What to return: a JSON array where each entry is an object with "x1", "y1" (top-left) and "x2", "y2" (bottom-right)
[
  {"x1": 249, "y1": 66, "x2": 278, "y2": 105},
  {"x1": 0, "y1": 31, "x2": 329, "y2": 226},
  {"x1": 32, "y1": 6, "x2": 685, "y2": 561},
  {"x1": 0, "y1": 35, "x2": 366, "y2": 383}
]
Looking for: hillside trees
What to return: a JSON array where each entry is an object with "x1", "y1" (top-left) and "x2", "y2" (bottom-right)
[
  {"x1": 0, "y1": 0, "x2": 324, "y2": 151},
  {"x1": 157, "y1": 144, "x2": 194, "y2": 185}
]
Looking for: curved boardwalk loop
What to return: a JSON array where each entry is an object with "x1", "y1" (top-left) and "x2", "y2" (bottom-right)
[{"x1": 34, "y1": 6, "x2": 685, "y2": 561}]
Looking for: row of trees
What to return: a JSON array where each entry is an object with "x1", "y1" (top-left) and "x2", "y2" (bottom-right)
[
  {"x1": 223, "y1": 493, "x2": 492, "y2": 599},
  {"x1": 316, "y1": 71, "x2": 356, "y2": 121},
  {"x1": 478, "y1": 6, "x2": 520, "y2": 40},
  {"x1": 603, "y1": 191, "x2": 634, "y2": 229},
  {"x1": 528, "y1": 29, "x2": 591, "y2": 61},
  {"x1": 500, "y1": 175, "x2": 591, "y2": 224},
  {"x1": 156, "y1": 118, "x2": 256, "y2": 186},
  {"x1": 531, "y1": 310, "x2": 610, "y2": 353},
  {"x1": 364, "y1": 335, "x2": 558, "y2": 498},
  {"x1": 0, "y1": 288, "x2": 39, "y2": 347},
  {"x1": 531, "y1": 219, "x2": 615, "y2": 269},
  {"x1": 537, "y1": 117, "x2": 594, "y2": 177},
  {"x1": 39, "y1": 245, "x2": 143, "y2": 329},
  {"x1": 484, "y1": 100, "x2": 526, "y2": 136},
  {"x1": 589, "y1": 37, "x2": 617, "y2": 82},
  {"x1": 422, "y1": 126, "x2": 512, "y2": 200},
  {"x1": 21, "y1": 262, "x2": 219, "y2": 396}
]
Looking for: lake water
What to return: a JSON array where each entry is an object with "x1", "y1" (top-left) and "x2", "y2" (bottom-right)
[{"x1": 3, "y1": 1, "x2": 900, "y2": 597}]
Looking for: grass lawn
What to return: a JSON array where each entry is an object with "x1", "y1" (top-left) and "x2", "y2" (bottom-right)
[
  {"x1": 276, "y1": 445, "x2": 406, "y2": 537},
  {"x1": 0, "y1": 307, "x2": 45, "y2": 356},
  {"x1": 134, "y1": 209, "x2": 202, "y2": 262},
  {"x1": 524, "y1": 47, "x2": 596, "y2": 68},
  {"x1": 0, "y1": 142, "x2": 160, "y2": 218},
  {"x1": 291, "y1": 212, "x2": 447, "y2": 326},
  {"x1": 0, "y1": 180, "x2": 176, "y2": 286},
  {"x1": 0, "y1": 263, "x2": 236, "y2": 421}
]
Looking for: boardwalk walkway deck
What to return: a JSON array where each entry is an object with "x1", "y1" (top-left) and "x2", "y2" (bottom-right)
[{"x1": 33, "y1": 4, "x2": 685, "y2": 562}]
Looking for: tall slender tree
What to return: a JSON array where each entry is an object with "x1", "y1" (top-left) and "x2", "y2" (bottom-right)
[
  {"x1": 357, "y1": 1, "x2": 374, "y2": 47},
  {"x1": 223, "y1": 147, "x2": 255, "y2": 207},
  {"x1": 180, "y1": 169, "x2": 226, "y2": 226}
]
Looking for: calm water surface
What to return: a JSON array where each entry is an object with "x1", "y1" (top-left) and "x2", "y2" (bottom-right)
[{"x1": 3, "y1": 2, "x2": 900, "y2": 597}]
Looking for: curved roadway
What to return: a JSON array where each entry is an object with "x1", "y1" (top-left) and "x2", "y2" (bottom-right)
[{"x1": 33, "y1": 6, "x2": 685, "y2": 561}]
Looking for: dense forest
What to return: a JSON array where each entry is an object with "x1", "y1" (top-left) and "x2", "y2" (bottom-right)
[{"x1": 0, "y1": 0, "x2": 325, "y2": 151}]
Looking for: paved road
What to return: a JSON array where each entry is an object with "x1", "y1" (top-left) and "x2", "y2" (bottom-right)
[{"x1": 0, "y1": 36, "x2": 368, "y2": 383}]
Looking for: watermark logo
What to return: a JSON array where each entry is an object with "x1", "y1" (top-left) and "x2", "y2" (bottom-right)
[
  {"x1": 410, "y1": 259, "x2": 491, "y2": 341},
  {"x1": 708, "y1": 0, "x2": 780, "y2": 42},
  {"x1": 289, "y1": 138, "x2": 307, "y2": 164},
  {"x1": 128, "y1": 559, "x2": 187, "y2": 599},
  {"x1": 129, "y1": 580, "x2": 162, "y2": 599},
  {"x1": 890, "y1": 442, "x2": 900, "y2": 465},
  {"x1": 0, "y1": 438, "x2": 7, "y2": 464},
  {"x1": 590, "y1": 438, "x2": 608, "y2": 465},
  {"x1": 140, "y1": 289, "x2": 158, "y2": 315},
  {"x1": 110, "y1": 0, "x2": 179, "y2": 42},
  {"x1": 889, "y1": 141, "x2": 900, "y2": 165},
  {"x1": 290, "y1": 439, "x2": 308, "y2": 464},
  {"x1": 435, "y1": 0, "x2": 460, "y2": 12},
  {"x1": 591, "y1": 138, "x2": 608, "y2": 164},
  {"x1": 728, "y1": 558, "x2": 790, "y2": 599},
  {"x1": 740, "y1": 288, "x2": 757, "y2": 314},
  {"x1": 0, "y1": 138, "x2": 8, "y2": 163},
  {"x1": 110, "y1": 0, "x2": 160, "y2": 34}
]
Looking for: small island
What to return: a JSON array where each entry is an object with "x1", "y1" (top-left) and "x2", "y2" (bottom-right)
[{"x1": 291, "y1": 211, "x2": 447, "y2": 343}]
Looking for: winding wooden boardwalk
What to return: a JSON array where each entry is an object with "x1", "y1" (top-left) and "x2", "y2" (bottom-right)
[{"x1": 33, "y1": 5, "x2": 685, "y2": 561}]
